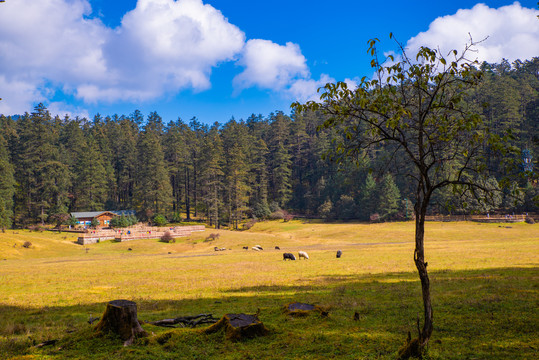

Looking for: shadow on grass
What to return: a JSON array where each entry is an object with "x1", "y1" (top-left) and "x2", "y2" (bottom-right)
[{"x1": 0, "y1": 267, "x2": 537, "y2": 360}]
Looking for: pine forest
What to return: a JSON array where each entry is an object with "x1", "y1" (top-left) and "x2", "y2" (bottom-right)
[{"x1": 0, "y1": 58, "x2": 537, "y2": 229}]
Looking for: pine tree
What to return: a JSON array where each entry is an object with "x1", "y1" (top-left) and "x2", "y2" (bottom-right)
[
  {"x1": 359, "y1": 173, "x2": 377, "y2": 220},
  {"x1": 377, "y1": 173, "x2": 401, "y2": 221},
  {"x1": 14, "y1": 104, "x2": 69, "y2": 224},
  {"x1": 221, "y1": 119, "x2": 251, "y2": 229},
  {"x1": 200, "y1": 123, "x2": 224, "y2": 228},
  {"x1": 72, "y1": 134, "x2": 108, "y2": 210},
  {"x1": 135, "y1": 113, "x2": 172, "y2": 218},
  {"x1": 0, "y1": 132, "x2": 15, "y2": 231},
  {"x1": 268, "y1": 112, "x2": 292, "y2": 208}
]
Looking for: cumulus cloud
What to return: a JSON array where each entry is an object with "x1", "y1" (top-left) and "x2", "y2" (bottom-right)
[
  {"x1": 0, "y1": 0, "x2": 108, "y2": 114},
  {"x1": 406, "y1": 2, "x2": 539, "y2": 63},
  {"x1": 287, "y1": 74, "x2": 335, "y2": 103},
  {"x1": 233, "y1": 39, "x2": 309, "y2": 91},
  {"x1": 94, "y1": 0, "x2": 245, "y2": 102},
  {"x1": 0, "y1": 0, "x2": 246, "y2": 113},
  {"x1": 2, "y1": 1, "x2": 535, "y2": 117}
]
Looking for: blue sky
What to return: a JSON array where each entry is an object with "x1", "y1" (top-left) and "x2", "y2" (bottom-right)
[{"x1": 0, "y1": 0, "x2": 538, "y2": 124}]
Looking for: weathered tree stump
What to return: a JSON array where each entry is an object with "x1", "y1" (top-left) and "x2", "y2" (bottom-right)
[
  {"x1": 284, "y1": 302, "x2": 329, "y2": 317},
  {"x1": 94, "y1": 300, "x2": 148, "y2": 346},
  {"x1": 203, "y1": 313, "x2": 269, "y2": 341}
]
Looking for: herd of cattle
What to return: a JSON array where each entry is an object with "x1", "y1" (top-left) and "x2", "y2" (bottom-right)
[{"x1": 214, "y1": 244, "x2": 343, "y2": 260}]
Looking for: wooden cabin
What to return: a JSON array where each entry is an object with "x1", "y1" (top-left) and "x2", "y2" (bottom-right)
[{"x1": 70, "y1": 210, "x2": 135, "y2": 227}]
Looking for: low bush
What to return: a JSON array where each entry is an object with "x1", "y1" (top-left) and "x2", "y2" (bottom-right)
[
  {"x1": 268, "y1": 210, "x2": 284, "y2": 220},
  {"x1": 204, "y1": 233, "x2": 220, "y2": 242},
  {"x1": 153, "y1": 214, "x2": 167, "y2": 227},
  {"x1": 525, "y1": 216, "x2": 535, "y2": 224},
  {"x1": 160, "y1": 231, "x2": 175, "y2": 243},
  {"x1": 22, "y1": 241, "x2": 32, "y2": 248},
  {"x1": 242, "y1": 219, "x2": 257, "y2": 230}
]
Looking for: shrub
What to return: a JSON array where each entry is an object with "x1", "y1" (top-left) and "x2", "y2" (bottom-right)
[
  {"x1": 525, "y1": 216, "x2": 535, "y2": 224},
  {"x1": 127, "y1": 214, "x2": 138, "y2": 226},
  {"x1": 318, "y1": 199, "x2": 333, "y2": 220},
  {"x1": 269, "y1": 201, "x2": 281, "y2": 213},
  {"x1": 22, "y1": 241, "x2": 32, "y2": 249},
  {"x1": 252, "y1": 202, "x2": 271, "y2": 219},
  {"x1": 27, "y1": 225, "x2": 45, "y2": 232},
  {"x1": 90, "y1": 218, "x2": 99, "y2": 228},
  {"x1": 205, "y1": 233, "x2": 220, "y2": 242},
  {"x1": 170, "y1": 212, "x2": 182, "y2": 223},
  {"x1": 153, "y1": 214, "x2": 167, "y2": 227},
  {"x1": 268, "y1": 210, "x2": 285, "y2": 220},
  {"x1": 160, "y1": 231, "x2": 175, "y2": 243},
  {"x1": 243, "y1": 219, "x2": 257, "y2": 230}
]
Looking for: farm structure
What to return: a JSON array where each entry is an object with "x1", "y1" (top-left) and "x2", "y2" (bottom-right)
[
  {"x1": 425, "y1": 214, "x2": 528, "y2": 223},
  {"x1": 77, "y1": 225, "x2": 205, "y2": 245},
  {"x1": 71, "y1": 210, "x2": 135, "y2": 227}
]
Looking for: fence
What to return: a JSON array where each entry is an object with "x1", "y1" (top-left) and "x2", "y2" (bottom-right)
[
  {"x1": 77, "y1": 225, "x2": 205, "y2": 245},
  {"x1": 425, "y1": 214, "x2": 527, "y2": 223}
]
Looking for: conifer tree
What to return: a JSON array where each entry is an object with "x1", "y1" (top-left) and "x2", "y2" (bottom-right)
[
  {"x1": 359, "y1": 173, "x2": 377, "y2": 220},
  {"x1": 135, "y1": 112, "x2": 172, "y2": 218},
  {"x1": 268, "y1": 112, "x2": 292, "y2": 208},
  {"x1": 200, "y1": 123, "x2": 224, "y2": 228},
  {"x1": 0, "y1": 132, "x2": 15, "y2": 231},
  {"x1": 377, "y1": 173, "x2": 401, "y2": 220}
]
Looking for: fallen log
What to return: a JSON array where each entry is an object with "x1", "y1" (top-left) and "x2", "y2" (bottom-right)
[
  {"x1": 284, "y1": 302, "x2": 329, "y2": 317},
  {"x1": 36, "y1": 339, "x2": 58, "y2": 348},
  {"x1": 148, "y1": 314, "x2": 218, "y2": 328}
]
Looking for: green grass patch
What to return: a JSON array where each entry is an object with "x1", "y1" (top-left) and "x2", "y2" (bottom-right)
[{"x1": 0, "y1": 221, "x2": 537, "y2": 359}]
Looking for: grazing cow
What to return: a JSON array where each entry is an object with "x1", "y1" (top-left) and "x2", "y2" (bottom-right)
[
  {"x1": 242, "y1": 246, "x2": 249, "y2": 250},
  {"x1": 214, "y1": 247, "x2": 219, "y2": 251},
  {"x1": 254, "y1": 245, "x2": 263, "y2": 250},
  {"x1": 336, "y1": 250, "x2": 342, "y2": 258},
  {"x1": 283, "y1": 253, "x2": 296, "y2": 260},
  {"x1": 252, "y1": 246, "x2": 261, "y2": 251},
  {"x1": 275, "y1": 246, "x2": 280, "y2": 250},
  {"x1": 298, "y1": 251, "x2": 309, "y2": 260}
]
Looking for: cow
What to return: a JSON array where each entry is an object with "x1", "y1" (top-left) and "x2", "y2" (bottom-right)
[
  {"x1": 252, "y1": 246, "x2": 261, "y2": 251},
  {"x1": 336, "y1": 250, "x2": 342, "y2": 258},
  {"x1": 275, "y1": 246, "x2": 280, "y2": 250},
  {"x1": 242, "y1": 246, "x2": 249, "y2": 250},
  {"x1": 283, "y1": 253, "x2": 296, "y2": 260},
  {"x1": 298, "y1": 251, "x2": 309, "y2": 260},
  {"x1": 253, "y1": 245, "x2": 263, "y2": 250}
]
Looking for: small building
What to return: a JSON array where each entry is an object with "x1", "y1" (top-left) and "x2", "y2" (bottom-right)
[{"x1": 71, "y1": 210, "x2": 135, "y2": 227}]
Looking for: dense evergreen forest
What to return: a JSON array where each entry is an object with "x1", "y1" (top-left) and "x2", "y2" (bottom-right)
[{"x1": 0, "y1": 58, "x2": 537, "y2": 229}]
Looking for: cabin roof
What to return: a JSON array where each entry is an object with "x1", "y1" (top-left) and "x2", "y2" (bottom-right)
[{"x1": 70, "y1": 210, "x2": 135, "y2": 219}]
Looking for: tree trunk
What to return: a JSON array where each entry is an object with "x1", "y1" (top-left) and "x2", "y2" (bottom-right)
[
  {"x1": 203, "y1": 313, "x2": 268, "y2": 341},
  {"x1": 94, "y1": 300, "x2": 148, "y2": 346},
  {"x1": 414, "y1": 200, "x2": 433, "y2": 347}
]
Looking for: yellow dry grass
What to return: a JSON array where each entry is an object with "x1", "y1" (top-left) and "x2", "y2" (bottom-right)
[{"x1": 0, "y1": 221, "x2": 537, "y2": 309}]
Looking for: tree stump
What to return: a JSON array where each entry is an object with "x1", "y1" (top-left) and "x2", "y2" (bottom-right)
[
  {"x1": 203, "y1": 313, "x2": 269, "y2": 341},
  {"x1": 94, "y1": 300, "x2": 148, "y2": 346},
  {"x1": 284, "y1": 302, "x2": 329, "y2": 317}
]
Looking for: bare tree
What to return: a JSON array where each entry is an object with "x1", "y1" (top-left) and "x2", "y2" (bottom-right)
[{"x1": 293, "y1": 34, "x2": 513, "y2": 353}]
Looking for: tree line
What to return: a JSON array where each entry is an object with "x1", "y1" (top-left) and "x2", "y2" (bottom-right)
[{"x1": 0, "y1": 58, "x2": 537, "y2": 230}]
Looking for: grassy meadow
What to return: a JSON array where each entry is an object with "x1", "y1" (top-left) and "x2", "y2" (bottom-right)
[{"x1": 0, "y1": 220, "x2": 538, "y2": 359}]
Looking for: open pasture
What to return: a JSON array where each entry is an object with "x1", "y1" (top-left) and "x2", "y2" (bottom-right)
[{"x1": 0, "y1": 221, "x2": 538, "y2": 359}]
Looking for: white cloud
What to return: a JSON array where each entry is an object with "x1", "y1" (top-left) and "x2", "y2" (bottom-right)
[
  {"x1": 406, "y1": 2, "x2": 539, "y2": 63},
  {"x1": 0, "y1": 76, "x2": 47, "y2": 115},
  {"x1": 0, "y1": 0, "x2": 246, "y2": 113},
  {"x1": 287, "y1": 74, "x2": 335, "y2": 103},
  {"x1": 94, "y1": 0, "x2": 246, "y2": 102},
  {"x1": 233, "y1": 39, "x2": 309, "y2": 91}
]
